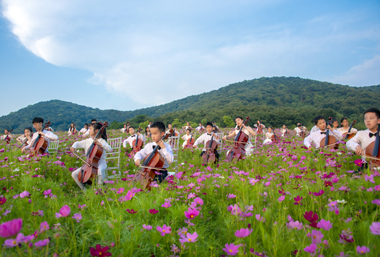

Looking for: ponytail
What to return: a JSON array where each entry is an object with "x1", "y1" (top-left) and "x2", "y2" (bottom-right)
[{"x1": 91, "y1": 123, "x2": 107, "y2": 141}]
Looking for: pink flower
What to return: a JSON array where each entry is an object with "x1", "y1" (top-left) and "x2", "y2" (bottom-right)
[
  {"x1": 227, "y1": 193, "x2": 236, "y2": 198},
  {"x1": 161, "y1": 202, "x2": 172, "y2": 208},
  {"x1": 34, "y1": 238, "x2": 50, "y2": 248},
  {"x1": 278, "y1": 195, "x2": 285, "y2": 202},
  {"x1": 89, "y1": 244, "x2": 112, "y2": 256},
  {"x1": 143, "y1": 225, "x2": 152, "y2": 230},
  {"x1": 307, "y1": 230, "x2": 324, "y2": 244},
  {"x1": 317, "y1": 219, "x2": 333, "y2": 231},
  {"x1": 184, "y1": 207, "x2": 199, "y2": 220},
  {"x1": 0, "y1": 197, "x2": 7, "y2": 205},
  {"x1": 234, "y1": 228, "x2": 253, "y2": 238},
  {"x1": 0, "y1": 218, "x2": 22, "y2": 238},
  {"x1": 354, "y1": 159, "x2": 363, "y2": 166},
  {"x1": 372, "y1": 199, "x2": 380, "y2": 206},
  {"x1": 227, "y1": 204, "x2": 242, "y2": 215},
  {"x1": 55, "y1": 205, "x2": 71, "y2": 218},
  {"x1": 156, "y1": 224, "x2": 171, "y2": 236},
  {"x1": 193, "y1": 197, "x2": 204, "y2": 206},
  {"x1": 304, "y1": 243, "x2": 317, "y2": 254},
  {"x1": 73, "y1": 213, "x2": 82, "y2": 223},
  {"x1": 20, "y1": 191, "x2": 31, "y2": 198},
  {"x1": 294, "y1": 196, "x2": 303, "y2": 205},
  {"x1": 149, "y1": 209, "x2": 158, "y2": 214},
  {"x1": 116, "y1": 188, "x2": 124, "y2": 194},
  {"x1": 287, "y1": 221, "x2": 303, "y2": 230},
  {"x1": 126, "y1": 209, "x2": 137, "y2": 214},
  {"x1": 223, "y1": 243, "x2": 242, "y2": 256},
  {"x1": 370, "y1": 222, "x2": 380, "y2": 235},
  {"x1": 179, "y1": 231, "x2": 198, "y2": 243},
  {"x1": 124, "y1": 190, "x2": 135, "y2": 201},
  {"x1": 3, "y1": 238, "x2": 18, "y2": 248},
  {"x1": 39, "y1": 221, "x2": 49, "y2": 233},
  {"x1": 356, "y1": 246, "x2": 370, "y2": 255}
]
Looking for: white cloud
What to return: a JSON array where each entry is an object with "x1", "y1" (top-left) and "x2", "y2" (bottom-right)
[{"x1": 1, "y1": 0, "x2": 380, "y2": 107}]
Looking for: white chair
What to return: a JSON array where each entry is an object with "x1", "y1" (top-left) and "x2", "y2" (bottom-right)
[
  {"x1": 167, "y1": 134, "x2": 180, "y2": 174},
  {"x1": 105, "y1": 137, "x2": 122, "y2": 178},
  {"x1": 48, "y1": 140, "x2": 60, "y2": 154}
]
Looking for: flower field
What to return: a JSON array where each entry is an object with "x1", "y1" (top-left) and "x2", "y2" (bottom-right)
[{"x1": 0, "y1": 129, "x2": 379, "y2": 256}]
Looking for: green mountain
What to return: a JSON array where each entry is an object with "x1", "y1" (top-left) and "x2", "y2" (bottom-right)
[{"x1": 1, "y1": 77, "x2": 378, "y2": 133}]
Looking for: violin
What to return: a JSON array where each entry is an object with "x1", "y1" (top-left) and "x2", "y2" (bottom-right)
[
  {"x1": 202, "y1": 132, "x2": 218, "y2": 164},
  {"x1": 364, "y1": 123, "x2": 380, "y2": 168},
  {"x1": 32, "y1": 122, "x2": 52, "y2": 155},
  {"x1": 226, "y1": 117, "x2": 250, "y2": 162},
  {"x1": 133, "y1": 133, "x2": 171, "y2": 190},
  {"x1": 45, "y1": 121, "x2": 52, "y2": 131},
  {"x1": 256, "y1": 121, "x2": 263, "y2": 134},
  {"x1": 343, "y1": 120, "x2": 356, "y2": 140},
  {"x1": 271, "y1": 130, "x2": 279, "y2": 143},
  {"x1": 4, "y1": 129, "x2": 13, "y2": 144},
  {"x1": 132, "y1": 127, "x2": 144, "y2": 153},
  {"x1": 319, "y1": 117, "x2": 337, "y2": 150},
  {"x1": 77, "y1": 122, "x2": 109, "y2": 185},
  {"x1": 185, "y1": 134, "x2": 195, "y2": 148},
  {"x1": 299, "y1": 125, "x2": 306, "y2": 138},
  {"x1": 166, "y1": 128, "x2": 178, "y2": 147}
]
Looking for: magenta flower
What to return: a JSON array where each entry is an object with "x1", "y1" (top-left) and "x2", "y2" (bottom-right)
[
  {"x1": 3, "y1": 238, "x2": 18, "y2": 248},
  {"x1": 39, "y1": 221, "x2": 49, "y2": 233},
  {"x1": 149, "y1": 209, "x2": 158, "y2": 214},
  {"x1": 34, "y1": 238, "x2": 50, "y2": 248},
  {"x1": 304, "y1": 243, "x2": 317, "y2": 254},
  {"x1": 126, "y1": 209, "x2": 137, "y2": 214},
  {"x1": 43, "y1": 189, "x2": 52, "y2": 196},
  {"x1": 161, "y1": 202, "x2": 172, "y2": 208},
  {"x1": 124, "y1": 190, "x2": 135, "y2": 201},
  {"x1": 156, "y1": 224, "x2": 171, "y2": 236},
  {"x1": 234, "y1": 228, "x2": 253, "y2": 238},
  {"x1": 307, "y1": 230, "x2": 324, "y2": 244},
  {"x1": 184, "y1": 207, "x2": 199, "y2": 220},
  {"x1": 372, "y1": 199, "x2": 380, "y2": 206},
  {"x1": 278, "y1": 195, "x2": 285, "y2": 202},
  {"x1": 370, "y1": 222, "x2": 380, "y2": 235},
  {"x1": 227, "y1": 204, "x2": 242, "y2": 215},
  {"x1": 0, "y1": 197, "x2": 6, "y2": 205},
  {"x1": 73, "y1": 213, "x2": 82, "y2": 223},
  {"x1": 317, "y1": 219, "x2": 333, "y2": 231},
  {"x1": 227, "y1": 193, "x2": 236, "y2": 198},
  {"x1": 356, "y1": 246, "x2": 370, "y2": 255},
  {"x1": 294, "y1": 196, "x2": 303, "y2": 205},
  {"x1": 0, "y1": 218, "x2": 22, "y2": 238},
  {"x1": 55, "y1": 205, "x2": 71, "y2": 218},
  {"x1": 304, "y1": 211, "x2": 319, "y2": 223},
  {"x1": 116, "y1": 188, "x2": 124, "y2": 194},
  {"x1": 287, "y1": 221, "x2": 303, "y2": 230},
  {"x1": 312, "y1": 190, "x2": 324, "y2": 196},
  {"x1": 89, "y1": 244, "x2": 112, "y2": 256},
  {"x1": 354, "y1": 159, "x2": 363, "y2": 166},
  {"x1": 193, "y1": 197, "x2": 204, "y2": 206},
  {"x1": 177, "y1": 227, "x2": 188, "y2": 236},
  {"x1": 179, "y1": 231, "x2": 198, "y2": 243},
  {"x1": 223, "y1": 243, "x2": 242, "y2": 256},
  {"x1": 143, "y1": 225, "x2": 152, "y2": 230},
  {"x1": 20, "y1": 191, "x2": 31, "y2": 198}
]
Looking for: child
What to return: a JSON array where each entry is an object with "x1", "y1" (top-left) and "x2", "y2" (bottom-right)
[
  {"x1": 304, "y1": 116, "x2": 343, "y2": 150},
  {"x1": 166, "y1": 123, "x2": 179, "y2": 135},
  {"x1": 22, "y1": 117, "x2": 58, "y2": 154},
  {"x1": 123, "y1": 126, "x2": 146, "y2": 149},
  {"x1": 78, "y1": 124, "x2": 89, "y2": 135},
  {"x1": 145, "y1": 126, "x2": 151, "y2": 138},
  {"x1": 17, "y1": 127, "x2": 33, "y2": 149},
  {"x1": 83, "y1": 119, "x2": 98, "y2": 137},
  {"x1": 120, "y1": 124, "x2": 128, "y2": 133},
  {"x1": 223, "y1": 117, "x2": 256, "y2": 156},
  {"x1": 254, "y1": 120, "x2": 265, "y2": 134},
  {"x1": 134, "y1": 122, "x2": 174, "y2": 183},
  {"x1": 332, "y1": 119, "x2": 339, "y2": 130},
  {"x1": 0, "y1": 129, "x2": 14, "y2": 141},
  {"x1": 194, "y1": 122, "x2": 220, "y2": 160},
  {"x1": 338, "y1": 117, "x2": 358, "y2": 136},
  {"x1": 196, "y1": 123, "x2": 204, "y2": 132},
  {"x1": 181, "y1": 128, "x2": 193, "y2": 148},
  {"x1": 182, "y1": 122, "x2": 192, "y2": 130},
  {"x1": 70, "y1": 123, "x2": 112, "y2": 191},
  {"x1": 347, "y1": 108, "x2": 380, "y2": 157},
  {"x1": 281, "y1": 124, "x2": 288, "y2": 137},
  {"x1": 68, "y1": 123, "x2": 77, "y2": 136},
  {"x1": 263, "y1": 127, "x2": 274, "y2": 145}
]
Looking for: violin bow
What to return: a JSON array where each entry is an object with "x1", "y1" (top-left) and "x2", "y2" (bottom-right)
[{"x1": 71, "y1": 151, "x2": 92, "y2": 167}]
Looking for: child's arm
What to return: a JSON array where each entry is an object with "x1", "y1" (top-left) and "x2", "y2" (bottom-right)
[
  {"x1": 98, "y1": 140, "x2": 112, "y2": 153},
  {"x1": 161, "y1": 144, "x2": 174, "y2": 164},
  {"x1": 346, "y1": 133, "x2": 364, "y2": 155},
  {"x1": 71, "y1": 139, "x2": 87, "y2": 152},
  {"x1": 134, "y1": 146, "x2": 149, "y2": 166},
  {"x1": 303, "y1": 134, "x2": 312, "y2": 150}
]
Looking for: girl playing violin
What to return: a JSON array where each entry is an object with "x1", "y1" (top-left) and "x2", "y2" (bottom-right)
[
  {"x1": 70, "y1": 122, "x2": 112, "y2": 191},
  {"x1": 0, "y1": 129, "x2": 14, "y2": 142},
  {"x1": 263, "y1": 127, "x2": 274, "y2": 145},
  {"x1": 22, "y1": 117, "x2": 58, "y2": 154},
  {"x1": 181, "y1": 128, "x2": 192, "y2": 148},
  {"x1": 17, "y1": 127, "x2": 33, "y2": 150},
  {"x1": 134, "y1": 122, "x2": 174, "y2": 183},
  {"x1": 281, "y1": 124, "x2": 288, "y2": 137},
  {"x1": 68, "y1": 123, "x2": 77, "y2": 136},
  {"x1": 338, "y1": 117, "x2": 358, "y2": 135},
  {"x1": 223, "y1": 117, "x2": 256, "y2": 156}
]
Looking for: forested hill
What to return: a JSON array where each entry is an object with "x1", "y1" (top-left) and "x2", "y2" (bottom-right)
[{"x1": 1, "y1": 77, "x2": 379, "y2": 132}]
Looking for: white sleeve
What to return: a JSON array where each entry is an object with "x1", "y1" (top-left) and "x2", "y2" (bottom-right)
[
  {"x1": 134, "y1": 145, "x2": 149, "y2": 161},
  {"x1": 122, "y1": 139, "x2": 128, "y2": 148},
  {"x1": 140, "y1": 134, "x2": 146, "y2": 142},
  {"x1": 346, "y1": 133, "x2": 361, "y2": 152},
  {"x1": 72, "y1": 139, "x2": 87, "y2": 149},
  {"x1": 332, "y1": 129, "x2": 343, "y2": 141},
  {"x1": 161, "y1": 144, "x2": 174, "y2": 164},
  {"x1": 194, "y1": 134, "x2": 205, "y2": 146},
  {"x1": 304, "y1": 135, "x2": 312, "y2": 148},
  {"x1": 100, "y1": 140, "x2": 113, "y2": 153},
  {"x1": 45, "y1": 131, "x2": 58, "y2": 141}
]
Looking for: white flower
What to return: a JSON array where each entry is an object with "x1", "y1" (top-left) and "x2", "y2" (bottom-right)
[{"x1": 337, "y1": 200, "x2": 347, "y2": 204}]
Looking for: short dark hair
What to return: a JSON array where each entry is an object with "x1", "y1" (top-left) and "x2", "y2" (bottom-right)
[
  {"x1": 91, "y1": 119, "x2": 97, "y2": 122},
  {"x1": 25, "y1": 127, "x2": 33, "y2": 133},
  {"x1": 186, "y1": 128, "x2": 191, "y2": 132},
  {"x1": 363, "y1": 108, "x2": 380, "y2": 119},
  {"x1": 32, "y1": 117, "x2": 44, "y2": 124},
  {"x1": 128, "y1": 126, "x2": 135, "y2": 131},
  {"x1": 206, "y1": 122, "x2": 213, "y2": 127},
  {"x1": 235, "y1": 116, "x2": 243, "y2": 120},
  {"x1": 314, "y1": 115, "x2": 325, "y2": 125},
  {"x1": 151, "y1": 121, "x2": 166, "y2": 133},
  {"x1": 340, "y1": 117, "x2": 348, "y2": 123}
]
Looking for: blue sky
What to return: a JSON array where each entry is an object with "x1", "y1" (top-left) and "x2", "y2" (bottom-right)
[{"x1": 0, "y1": 0, "x2": 379, "y2": 117}]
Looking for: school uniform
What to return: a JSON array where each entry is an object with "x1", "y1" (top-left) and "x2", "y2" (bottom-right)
[
  {"x1": 304, "y1": 129, "x2": 343, "y2": 149},
  {"x1": 194, "y1": 132, "x2": 220, "y2": 159},
  {"x1": 71, "y1": 138, "x2": 112, "y2": 190},
  {"x1": 263, "y1": 132, "x2": 273, "y2": 145},
  {"x1": 134, "y1": 142, "x2": 174, "y2": 183},
  {"x1": 346, "y1": 129, "x2": 377, "y2": 155},
  {"x1": 24, "y1": 130, "x2": 58, "y2": 152},
  {"x1": 123, "y1": 134, "x2": 146, "y2": 148}
]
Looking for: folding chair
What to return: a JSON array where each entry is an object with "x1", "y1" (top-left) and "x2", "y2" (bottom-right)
[
  {"x1": 105, "y1": 137, "x2": 122, "y2": 178},
  {"x1": 167, "y1": 134, "x2": 180, "y2": 175},
  {"x1": 48, "y1": 140, "x2": 60, "y2": 154}
]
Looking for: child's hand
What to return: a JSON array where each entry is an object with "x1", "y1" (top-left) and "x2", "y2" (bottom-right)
[
  {"x1": 157, "y1": 140, "x2": 166, "y2": 149},
  {"x1": 70, "y1": 147, "x2": 75, "y2": 153},
  {"x1": 135, "y1": 159, "x2": 141, "y2": 167},
  {"x1": 355, "y1": 146, "x2": 364, "y2": 156}
]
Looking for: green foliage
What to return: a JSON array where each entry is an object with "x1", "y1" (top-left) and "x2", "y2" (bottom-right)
[
  {"x1": 139, "y1": 120, "x2": 149, "y2": 129},
  {"x1": 223, "y1": 116, "x2": 235, "y2": 127},
  {"x1": 172, "y1": 118, "x2": 182, "y2": 128},
  {"x1": 201, "y1": 118, "x2": 207, "y2": 126}
]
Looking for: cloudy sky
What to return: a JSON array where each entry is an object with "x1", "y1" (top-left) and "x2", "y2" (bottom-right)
[{"x1": 0, "y1": 0, "x2": 379, "y2": 116}]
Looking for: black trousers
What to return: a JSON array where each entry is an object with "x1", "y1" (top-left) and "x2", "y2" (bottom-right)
[{"x1": 154, "y1": 170, "x2": 168, "y2": 183}]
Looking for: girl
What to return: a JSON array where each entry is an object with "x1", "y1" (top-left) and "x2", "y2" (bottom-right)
[
  {"x1": 17, "y1": 127, "x2": 33, "y2": 149},
  {"x1": 145, "y1": 126, "x2": 151, "y2": 138},
  {"x1": 281, "y1": 124, "x2": 288, "y2": 137},
  {"x1": 332, "y1": 119, "x2": 339, "y2": 130},
  {"x1": 181, "y1": 129, "x2": 193, "y2": 148},
  {"x1": 70, "y1": 123, "x2": 112, "y2": 191},
  {"x1": 68, "y1": 123, "x2": 77, "y2": 136},
  {"x1": 263, "y1": 127, "x2": 274, "y2": 145},
  {"x1": 223, "y1": 116, "x2": 256, "y2": 156},
  {"x1": 338, "y1": 117, "x2": 358, "y2": 136}
]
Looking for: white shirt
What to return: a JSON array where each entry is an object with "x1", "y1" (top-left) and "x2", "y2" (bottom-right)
[
  {"x1": 24, "y1": 130, "x2": 58, "y2": 150},
  {"x1": 265, "y1": 132, "x2": 273, "y2": 140},
  {"x1": 254, "y1": 124, "x2": 265, "y2": 132},
  {"x1": 196, "y1": 126, "x2": 204, "y2": 131},
  {"x1": 120, "y1": 127, "x2": 127, "y2": 133},
  {"x1": 346, "y1": 129, "x2": 377, "y2": 153},
  {"x1": 17, "y1": 135, "x2": 32, "y2": 145},
  {"x1": 181, "y1": 134, "x2": 193, "y2": 147},
  {"x1": 294, "y1": 127, "x2": 302, "y2": 136},
  {"x1": 134, "y1": 142, "x2": 174, "y2": 169},
  {"x1": 166, "y1": 129, "x2": 178, "y2": 134},
  {"x1": 123, "y1": 134, "x2": 146, "y2": 148},
  {"x1": 194, "y1": 133, "x2": 220, "y2": 152},
  {"x1": 79, "y1": 128, "x2": 88, "y2": 134},
  {"x1": 310, "y1": 125, "x2": 319, "y2": 133},
  {"x1": 72, "y1": 138, "x2": 112, "y2": 164},
  {"x1": 0, "y1": 134, "x2": 13, "y2": 141},
  {"x1": 83, "y1": 130, "x2": 90, "y2": 137},
  {"x1": 281, "y1": 128, "x2": 288, "y2": 137},
  {"x1": 304, "y1": 129, "x2": 343, "y2": 149},
  {"x1": 338, "y1": 127, "x2": 358, "y2": 135}
]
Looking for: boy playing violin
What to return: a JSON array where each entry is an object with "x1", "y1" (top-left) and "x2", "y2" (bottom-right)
[
  {"x1": 22, "y1": 117, "x2": 58, "y2": 154},
  {"x1": 123, "y1": 126, "x2": 146, "y2": 149},
  {"x1": 347, "y1": 108, "x2": 380, "y2": 157},
  {"x1": 304, "y1": 116, "x2": 343, "y2": 150},
  {"x1": 134, "y1": 122, "x2": 174, "y2": 183},
  {"x1": 194, "y1": 122, "x2": 220, "y2": 160},
  {"x1": 70, "y1": 123, "x2": 112, "y2": 191},
  {"x1": 181, "y1": 128, "x2": 193, "y2": 148},
  {"x1": 223, "y1": 117, "x2": 256, "y2": 156}
]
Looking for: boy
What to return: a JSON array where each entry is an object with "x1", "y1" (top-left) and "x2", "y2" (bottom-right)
[
  {"x1": 347, "y1": 108, "x2": 380, "y2": 157},
  {"x1": 83, "y1": 119, "x2": 98, "y2": 137},
  {"x1": 70, "y1": 123, "x2": 112, "y2": 191},
  {"x1": 196, "y1": 123, "x2": 205, "y2": 132},
  {"x1": 304, "y1": 116, "x2": 343, "y2": 150},
  {"x1": 123, "y1": 126, "x2": 146, "y2": 149},
  {"x1": 223, "y1": 117, "x2": 256, "y2": 155},
  {"x1": 134, "y1": 122, "x2": 174, "y2": 183},
  {"x1": 194, "y1": 122, "x2": 220, "y2": 160},
  {"x1": 22, "y1": 117, "x2": 58, "y2": 154},
  {"x1": 78, "y1": 124, "x2": 89, "y2": 135},
  {"x1": 120, "y1": 124, "x2": 128, "y2": 133},
  {"x1": 181, "y1": 128, "x2": 193, "y2": 148}
]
